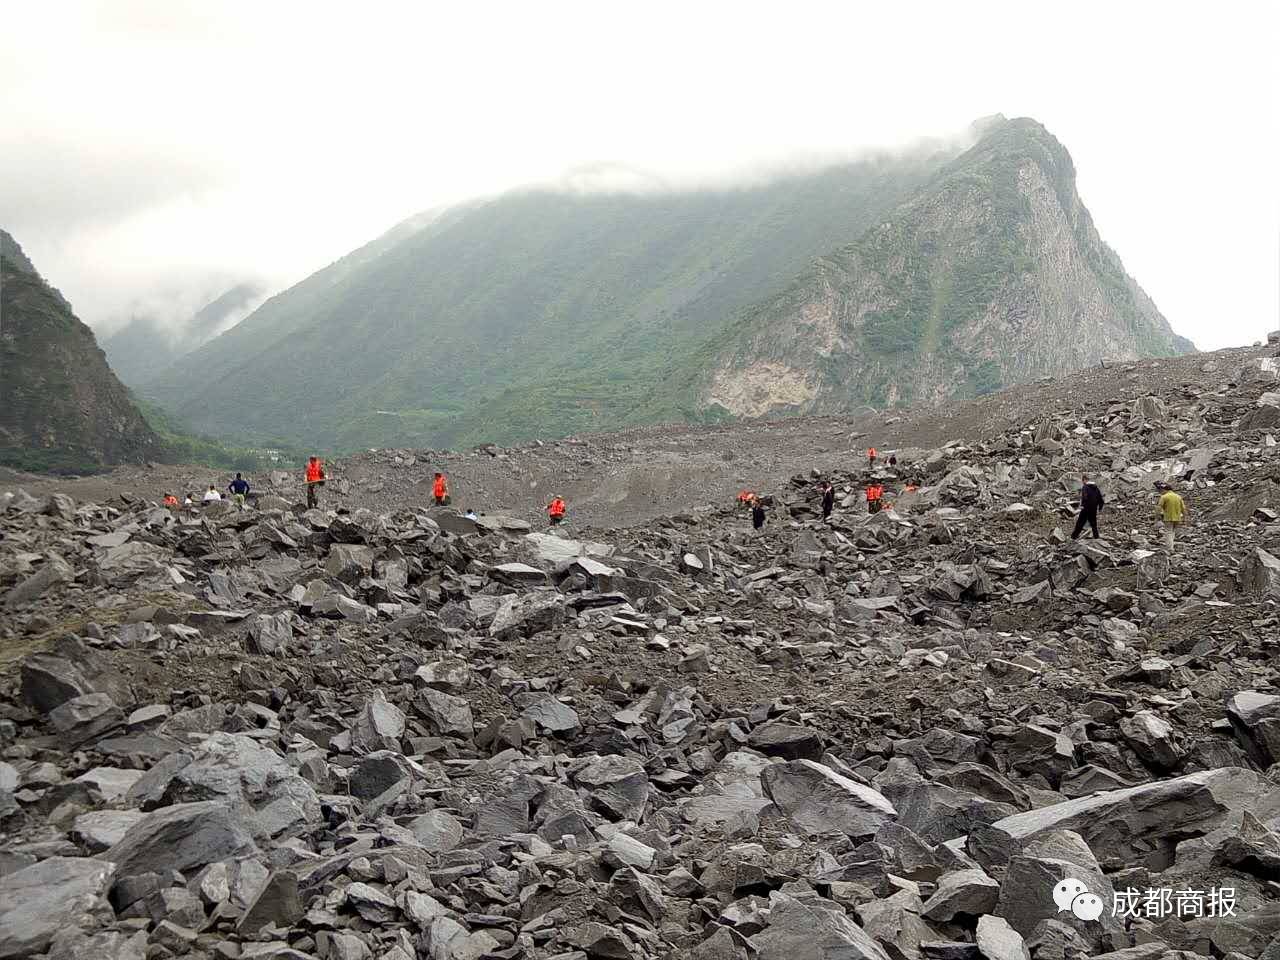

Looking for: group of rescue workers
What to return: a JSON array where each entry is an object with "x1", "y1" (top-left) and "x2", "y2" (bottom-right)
[
  {"x1": 165, "y1": 457, "x2": 570, "y2": 527},
  {"x1": 735, "y1": 449, "x2": 1191, "y2": 552},
  {"x1": 161, "y1": 444, "x2": 1192, "y2": 552}
]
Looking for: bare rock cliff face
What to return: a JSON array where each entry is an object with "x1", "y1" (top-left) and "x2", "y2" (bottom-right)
[{"x1": 703, "y1": 118, "x2": 1193, "y2": 418}]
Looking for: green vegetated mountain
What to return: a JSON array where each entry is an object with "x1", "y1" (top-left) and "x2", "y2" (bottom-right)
[
  {"x1": 101, "y1": 281, "x2": 267, "y2": 389},
  {"x1": 1, "y1": 229, "x2": 165, "y2": 473},
  {"x1": 143, "y1": 116, "x2": 1192, "y2": 452},
  {"x1": 141, "y1": 141, "x2": 960, "y2": 449}
]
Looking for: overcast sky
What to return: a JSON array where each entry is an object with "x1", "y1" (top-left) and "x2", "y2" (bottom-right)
[{"x1": 1, "y1": 1, "x2": 1276, "y2": 347}]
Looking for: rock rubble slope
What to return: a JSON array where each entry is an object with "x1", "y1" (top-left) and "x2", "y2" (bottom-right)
[{"x1": 4, "y1": 344, "x2": 1280, "y2": 959}]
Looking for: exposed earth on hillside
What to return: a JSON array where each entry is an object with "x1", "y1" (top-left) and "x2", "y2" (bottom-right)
[{"x1": 4, "y1": 341, "x2": 1280, "y2": 959}]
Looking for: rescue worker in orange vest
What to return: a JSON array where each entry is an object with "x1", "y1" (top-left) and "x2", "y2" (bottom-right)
[
  {"x1": 305, "y1": 456, "x2": 326, "y2": 509},
  {"x1": 866, "y1": 483, "x2": 884, "y2": 513},
  {"x1": 737, "y1": 490, "x2": 755, "y2": 508},
  {"x1": 432, "y1": 472, "x2": 449, "y2": 506},
  {"x1": 868, "y1": 446, "x2": 877, "y2": 468},
  {"x1": 547, "y1": 495, "x2": 567, "y2": 526},
  {"x1": 162, "y1": 493, "x2": 179, "y2": 508}
]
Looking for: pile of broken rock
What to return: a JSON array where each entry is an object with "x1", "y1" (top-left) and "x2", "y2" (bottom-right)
[{"x1": 4, "y1": 352, "x2": 1280, "y2": 959}]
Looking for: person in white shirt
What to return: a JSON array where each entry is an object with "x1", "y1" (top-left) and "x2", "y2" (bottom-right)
[{"x1": 202, "y1": 485, "x2": 222, "y2": 502}]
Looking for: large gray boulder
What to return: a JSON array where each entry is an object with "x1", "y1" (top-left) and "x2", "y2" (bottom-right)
[
  {"x1": 1241, "y1": 548, "x2": 1280, "y2": 600},
  {"x1": 49, "y1": 692, "x2": 124, "y2": 746},
  {"x1": 489, "y1": 591, "x2": 566, "y2": 639},
  {"x1": 968, "y1": 767, "x2": 1261, "y2": 868},
  {"x1": 0, "y1": 857, "x2": 115, "y2": 958},
  {"x1": 748, "y1": 722, "x2": 824, "y2": 761},
  {"x1": 409, "y1": 810, "x2": 464, "y2": 852},
  {"x1": 920, "y1": 867, "x2": 999, "y2": 921},
  {"x1": 1227, "y1": 691, "x2": 1280, "y2": 767},
  {"x1": 574, "y1": 755, "x2": 651, "y2": 822},
  {"x1": 4, "y1": 553, "x2": 74, "y2": 608},
  {"x1": 522, "y1": 532, "x2": 615, "y2": 566},
  {"x1": 873, "y1": 760, "x2": 1016, "y2": 845},
  {"x1": 993, "y1": 832, "x2": 1125, "y2": 952},
  {"x1": 761, "y1": 759, "x2": 896, "y2": 839},
  {"x1": 976, "y1": 915, "x2": 1029, "y2": 960},
  {"x1": 348, "y1": 690, "x2": 406, "y2": 753},
  {"x1": 19, "y1": 651, "x2": 98, "y2": 713},
  {"x1": 126, "y1": 733, "x2": 319, "y2": 840},
  {"x1": 104, "y1": 801, "x2": 259, "y2": 877},
  {"x1": 325, "y1": 544, "x2": 374, "y2": 584},
  {"x1": 413, "y1": 688, "x2": 474, "y2": 737},
  {"x1": 517, "y1": 692, "x2": 580, "y2": 733},
  {"x1": 247, "y1": 612, "x2": 293, "y2": 656},
  {"x1": 750, "y1": 891, "x2": 892, "y2": 960}
]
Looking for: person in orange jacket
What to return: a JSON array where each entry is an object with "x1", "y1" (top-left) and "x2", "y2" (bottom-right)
[
  {"x1": 868, "y1": 446, "x2": 877, "y2": 468},
  {"x1": 162, "y1": 493, "x2": 179, "y2": 508},
  {"x1": 547, "y1": 495, "x2": 567, "y2": 526},
  {"x1": 305, "y1": 456, "x2": 326, "y2": 509},
  {"x1": 866, "y1": 483, "x2": 884, "y2": 513},
  {"x1": 432, "y1": 472, "x2": 449, "y2": 506}
]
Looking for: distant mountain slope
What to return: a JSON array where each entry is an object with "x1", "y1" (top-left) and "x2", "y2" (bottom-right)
[
  {"x1": 102, "y1": 282, "x2": 266, "y2": 388},
  {"x1": 700, "y1": 118, "x2": 1195, "y2": 416},
  {"x1": 1, "y1": 230, "x2": 162, "y2": 473},
  {"x1": 142, "y1": 148, "x2": 959, "y2": 449},
  {"x1": 143, "y1": 116, "x2": 1191, "y2": 452}
]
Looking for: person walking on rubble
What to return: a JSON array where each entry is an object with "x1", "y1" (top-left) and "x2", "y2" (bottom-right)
[
  {"x1": 865, "y1": 483, "x2": 883, "y2": 514},
  {"x1": 751, "y1": 497, "x2": 766, "y2": 532},
  {"x1": 1071, "y1": 474, "x2": 1105, "y2": 540},
  {"x1": 547, "y1": 495, "x2": 567, "y2": 526},
  {"x1": 868, "y1": 446, "x2": 877, "y2": 469},
  {"x1": 305, "y1": 456, "x2": 326, "y2": 509},
  {"x1": 228, "y1": 472, "x2": 251, "y2": 509},
  {"x1": 820, "y1": 481, "x2": 835, "y2": 521},
  {"x1": 432, "y1": 472, "x2": 450, "y2": 506},
  {"x1": 1156, "y1": 481, "x2": 1187, "y2": 552}
]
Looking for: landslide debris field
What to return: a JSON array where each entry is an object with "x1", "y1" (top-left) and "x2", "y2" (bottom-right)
[{"x1": 5, "y1": 343, "x2": 1280, "y2": 959}]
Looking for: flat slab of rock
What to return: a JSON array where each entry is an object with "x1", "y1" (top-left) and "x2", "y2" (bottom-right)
[
  {"x1": 72, "y1": 810, "x2": 148, "y2": 852},
  {"x1": 976, "y1": 915, "x2": 1028, "y2": 960},
  {"x1": 750, "y1": 891, "x2": 891, "y2": 960},
  {"x1": 761, "y1": 759, "x2": 896, "y2": 839},
  {"x1": 921, "y1": 868, "x2": 999, "y2": 922},
  {"x1": 0, "y1": 856, "x2": 115, "y2": 958},
  {"x1": 103, "y1": 800, "x2": 259, "y2": 877},
  {"x1": 968, "y1": 767, "x2": 1259, "y2": 868}
]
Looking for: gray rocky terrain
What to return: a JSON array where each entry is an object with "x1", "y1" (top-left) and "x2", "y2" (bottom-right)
[{"x1": 4, "y1": 341, "x2": 1280, "y2": 959}]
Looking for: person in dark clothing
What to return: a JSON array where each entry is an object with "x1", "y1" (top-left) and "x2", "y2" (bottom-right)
[
  {"x1": 1072, "y1": 474, "x2": 1105, "y2": 539},
  {"x1": 752, "y1": 500, "x2": 766, "y2": 531},
  {"x1": 228, "y1": 472, "x2": 250, "y2": 508},
  {"x1": 820, "y1": 481, "x2": 835, "y2": 521}
]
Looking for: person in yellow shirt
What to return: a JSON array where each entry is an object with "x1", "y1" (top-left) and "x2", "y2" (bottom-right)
[{"x1": 1156, "y1": 482, "x2": 1187, "y2": 552}]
